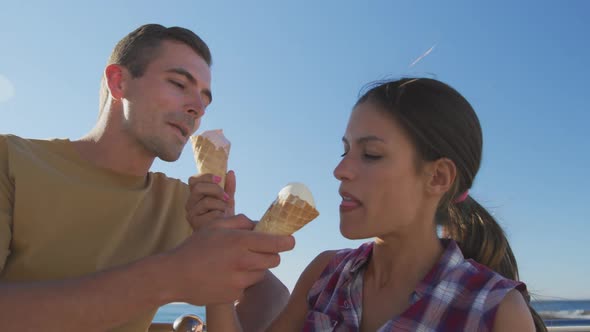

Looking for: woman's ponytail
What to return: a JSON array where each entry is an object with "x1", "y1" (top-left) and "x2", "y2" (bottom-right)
[
  {"x1": 445, "y1": 196, "x2": 516, "y2": 279},
  {"x1": 444, "y1": 196, "x2": 547, "y2": 332}
]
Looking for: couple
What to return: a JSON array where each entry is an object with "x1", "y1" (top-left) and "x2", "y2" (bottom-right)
[{"x1": 0, "y1": 24, "x2": 545, "y2": 331}]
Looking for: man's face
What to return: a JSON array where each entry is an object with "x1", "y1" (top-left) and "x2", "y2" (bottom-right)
[{"x1": 121, "y1": 40, "x2": 212, "y2": 161}]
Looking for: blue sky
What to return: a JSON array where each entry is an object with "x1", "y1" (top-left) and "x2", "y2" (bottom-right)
[{"x1": 1, "y1": 1, "x2": 588, "y2": 301}]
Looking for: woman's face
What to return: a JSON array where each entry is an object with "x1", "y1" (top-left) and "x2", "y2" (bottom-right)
[{"x1": 333, "y1": 102, "x2": 430, "y2": 239}]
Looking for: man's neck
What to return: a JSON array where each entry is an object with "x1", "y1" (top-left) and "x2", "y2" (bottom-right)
[{"x1": 73, "y1": 118, "x2": 155, "y2": 177}]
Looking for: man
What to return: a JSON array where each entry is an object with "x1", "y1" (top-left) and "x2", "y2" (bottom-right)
[{"x1": 0, "y1": 24, "x2": 293, "y2": 331}]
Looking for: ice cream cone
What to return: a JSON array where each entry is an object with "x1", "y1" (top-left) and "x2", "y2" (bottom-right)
[
  {"x1": 190, "y1": 130, "x2": 231, "y2": 188},
  {"x1": 254, "y1": 183, "x2": 319, "y2": 235}
]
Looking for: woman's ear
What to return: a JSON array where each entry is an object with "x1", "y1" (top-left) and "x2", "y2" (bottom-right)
[
  {"x1": 104, "y1": 64, "x2": 128, "y2": 101},
  {"x1": 424, "y1": 158, "x2": 457, "y2": 196}
]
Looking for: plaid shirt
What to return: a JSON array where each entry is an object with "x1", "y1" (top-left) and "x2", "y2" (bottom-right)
[{"x1": 303, "y1": 240, "x2": 525, "y2": 332}]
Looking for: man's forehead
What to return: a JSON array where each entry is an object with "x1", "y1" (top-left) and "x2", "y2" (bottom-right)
[{"x1": 151, "y1": 41, "x2": 210, "y2": 71}]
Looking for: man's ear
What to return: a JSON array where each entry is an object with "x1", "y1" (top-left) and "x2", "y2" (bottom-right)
[
  {"x1": 104, "y1": 64, "x2": 128, "y2": 101},
  {"x1": 424, "y1": 158, "x2": 457, "y2": 196}
]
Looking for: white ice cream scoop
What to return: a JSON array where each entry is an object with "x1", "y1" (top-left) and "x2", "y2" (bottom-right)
[
  {"x1": 200, "y1": 129, "x2": 231, "y2": 152},
  {"x1": 277, "y1": 182, "x2": 316, "y2": 208}
]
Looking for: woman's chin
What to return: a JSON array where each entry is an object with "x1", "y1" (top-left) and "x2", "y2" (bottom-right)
[{"x1": 340, "y1": 222, "x2": 369, "y2": 240}]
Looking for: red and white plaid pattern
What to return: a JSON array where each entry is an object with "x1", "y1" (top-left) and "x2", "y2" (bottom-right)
[{"x1": 303, "y1": 240, "x2": 526, "y2": 332}]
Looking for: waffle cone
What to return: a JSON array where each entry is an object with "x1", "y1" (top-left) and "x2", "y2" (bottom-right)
[
  {"x1": 254, "y1": 194, "x2": 319, "y2": 235},
  {"x1": 190, "y1": 135, "x2": 229, "y2": 187}
]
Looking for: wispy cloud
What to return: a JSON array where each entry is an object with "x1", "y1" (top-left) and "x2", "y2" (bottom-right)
[
  {"x1": 409, "y1": 44, "x2": 437, "y2": 68},
  {"x1": 0, "y1": 74, "x2": 15, "y2": 104}
]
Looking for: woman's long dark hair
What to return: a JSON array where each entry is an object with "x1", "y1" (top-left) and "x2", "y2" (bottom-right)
[{"x1": 357, "y1": 78, "x2": 546, "y2": 331}]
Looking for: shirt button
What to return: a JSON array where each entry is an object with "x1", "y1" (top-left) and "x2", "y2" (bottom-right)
[{"x1": 343, "y1": 300, "x2": 350, "y2": 309}]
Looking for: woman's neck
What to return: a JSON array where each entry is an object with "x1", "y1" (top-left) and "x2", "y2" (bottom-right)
[{"x1": 365, "y1": 226, "x2": 443, "y2": 293}]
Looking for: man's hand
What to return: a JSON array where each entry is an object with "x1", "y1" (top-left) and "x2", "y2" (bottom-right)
[
  {"x1": 186, "y1": 170, "x2": 236, "y2": 230},
  {"x1": 163, "y1": 214, "x2": 295, "y2": 305}
]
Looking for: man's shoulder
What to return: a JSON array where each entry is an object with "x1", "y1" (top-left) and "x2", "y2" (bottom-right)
[
  {"x1": 1, "y1": 135, "x2": 73, "y2": 168},
  {"x1": 0, "y1": 134, "x2": 26, "y2": 147},
  {"x1": 146, "y1": 172, "x2": 190, "y2": 210},
  {"x1": 0, "y1": 134, "x2": 32, "y2": 156},
  {"x1": 148, "y1": 171, "x2": 186, "y2": 184},
  {"x1": 148, "y1": 171, "x2": 189, "y2": 190},
  {"x1": 0, "y1": 134, "x2": 63, "y2": 151}
]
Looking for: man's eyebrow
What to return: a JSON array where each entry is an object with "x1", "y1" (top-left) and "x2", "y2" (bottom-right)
[{"x1": 166, "y1": 67, "x2": 213, "y2": 103}]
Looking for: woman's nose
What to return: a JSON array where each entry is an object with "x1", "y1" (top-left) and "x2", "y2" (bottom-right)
[{"x1": 333, "y1": 157, "x2": 354, "y2": 181}]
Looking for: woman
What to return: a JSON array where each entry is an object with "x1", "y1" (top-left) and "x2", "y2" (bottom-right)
[{"x1": 206, "y1": 78, "x2": 546, "y2": 331}]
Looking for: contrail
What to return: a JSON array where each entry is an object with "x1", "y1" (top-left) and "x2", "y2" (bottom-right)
[{"x1": 409, "y1": 44, "x2": 437, "y2": 68}]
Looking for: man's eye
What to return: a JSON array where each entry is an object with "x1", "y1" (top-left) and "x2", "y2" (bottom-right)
[{"x1": 169, "y1": 80, "x2": 185, "y2": 89}]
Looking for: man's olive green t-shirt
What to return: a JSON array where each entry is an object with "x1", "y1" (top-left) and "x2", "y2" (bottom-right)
[{"x1": 0, "y1": 134, "x2": 192, "y2": 331}]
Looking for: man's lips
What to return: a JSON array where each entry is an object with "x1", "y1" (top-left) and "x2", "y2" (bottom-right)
[{"x1": 168, "y1": 123, "x2": 189, "y2": 138}]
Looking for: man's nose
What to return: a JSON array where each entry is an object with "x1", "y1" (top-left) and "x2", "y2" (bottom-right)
[{"x1": 186, "y1": 95, "x2": 205, "y2": 119}]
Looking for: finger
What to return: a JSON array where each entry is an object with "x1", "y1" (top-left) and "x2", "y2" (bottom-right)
[
  {"x1": 185, "y1": 196, "x2": 227, "y2": 223},
  {"x1": 185, "y1": 183, "x2": 228, "y2": 211},
  {"x1": 237, "y1": 252, "x2": 281, "y2": 271},
  {"x1": 186, "y1": 196, "x2": 228, "y2": 217},
  {"x1": 224, "y1": 170, "x2": 236, "y2": 216},
  {"x1": 243, "y1": 233, "x2": 296, "y2": 254},
  {"x1": 188, "y1": 173, "x2": 224, "y2": 191},
  {"x1": 188, "y1": 173, "x2": 216, "y2": 189},
  {"x1": 225, "y1": 170, "x2": 236, "y2": 199},
  {"x1": 212, "y1": 215, "x2": 255, "y2": 230},
  {"x1": 188, "y1": 181, "x2": 226, "y2": 199},
  {"x1": 189, "y1": 210, "x2": 225, "y2": 229}
]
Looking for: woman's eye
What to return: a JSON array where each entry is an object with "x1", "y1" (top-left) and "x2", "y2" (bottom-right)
[
  {"x1": 363, "y1": 154, "x2": 382, "y2": 160},
  {"x1": 340, "y1": 151, "x2": 348, "y2": 157}
]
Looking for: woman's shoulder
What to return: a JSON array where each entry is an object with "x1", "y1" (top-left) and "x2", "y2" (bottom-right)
[
  {"x1": 461, "y1": 258, "x2": 525, "y2": 292},
  {"x1": 311, "y1": 242, "x2": 373, "y2": 277},
  {"x1": 441, "y1": 252, "x2": 529, "y2": 322},
  {"x1": 304, "y1": 243, "x2": 373, "y2": 298},
  {"x1": 439, "y1": 240, "x2": 524, "y2": 292},
  {"x1": 297, "y1": 248, "x2": 342, "y2": 283},
  {"x1": 492, "y1": 289, "x2": 536, "y2": 332},
  {"x1": 423, "y1": 242, "x2": 533, "y2": 330},
  {"x1": 266, "y1": 245, "x2": 370, "y2": 331},
  {"x1": 297, "y1": 243, "x2": 372, "y2": 288},
  {"x1": 300, "y1": 250, "x2": 340, "y2": 286}
]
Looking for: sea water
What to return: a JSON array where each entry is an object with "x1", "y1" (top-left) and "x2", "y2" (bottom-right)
[
  {"x1": 532, "y1": 299, "x2": 590, "y2": 327},
  {"x1": 153, "y1": 300, "x2": 590, "y2": 327}
]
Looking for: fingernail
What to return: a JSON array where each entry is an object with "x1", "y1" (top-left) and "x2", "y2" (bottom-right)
[
  {"x1": 223, "y1": 192, "x2": 230, "y2": 201},
  {"x1": 213, "y1": 175, "x2": 222, "y2": 183}
]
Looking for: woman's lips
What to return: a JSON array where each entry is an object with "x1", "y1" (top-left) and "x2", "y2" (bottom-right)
[{"x1": 339, "y1": 192, "x2": 362, "y2": 212}]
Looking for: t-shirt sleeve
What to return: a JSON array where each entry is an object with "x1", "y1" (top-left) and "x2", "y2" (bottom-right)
[{"x1": 0, "y1": 135, "x2": 14, "y2": 272}]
